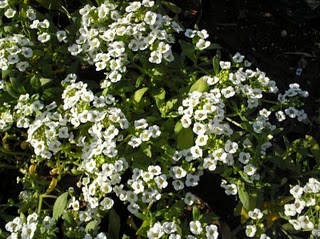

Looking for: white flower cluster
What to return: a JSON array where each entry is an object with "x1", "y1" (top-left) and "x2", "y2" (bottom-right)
[
  {"x1": 21, "y1": 74, "x2": 130, "y2": 160},
  {"x1": 277, "y1": 83, "x2": 309, "y2": 122},
  {"x1": 0, "y1": 103, "x2": 13, "y2": 131},
  {"x1": 5, "y1": 213, "x2": 55, "y2": 239},
  {"x1": 284, "y1": 178, "x2": 320, "y2": 235},
  {"x1": 68, "y1": 0, "x2": 183, "y2": 85},
  {"x1": 0, "y1": 34, "x2": 33, "y2": 71},
  {"x1": 147, "y1": 220, "x2": 219, "y2": 239},
  {"x1": 114, "y1": 165, "x2": 168, "y2": 215},
  {"x1": 128, "y1": 119, "x2": 161, "y2": 148},
  {"x1": 184, "y1": 29, "x2": 211, "y2": 50}
]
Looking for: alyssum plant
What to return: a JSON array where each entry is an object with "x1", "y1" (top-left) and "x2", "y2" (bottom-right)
[{"x1": 0, "y1": 0, "x2": 319, "y2": 238}]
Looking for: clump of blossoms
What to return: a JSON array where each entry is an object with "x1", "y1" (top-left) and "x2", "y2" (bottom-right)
[
  {"x1": 0, "y1": 34, "x2": 33, "y2": 72},
  {"x1": 68, "y1": 0, "x2": 187, "y2": 86},
  {"x1": 284, "y1": 178, "x2": 320, "y2": 236},
  {"x1": 0, "y1": 0, "x2": 318, "y2": 238}
]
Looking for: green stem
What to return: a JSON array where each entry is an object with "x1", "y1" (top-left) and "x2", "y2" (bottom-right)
[
  {"x1": 0, "y1": 163, "x2": 18, "y2": 169},
  {"x1": 37, "y1": 194, "x2": 58, "y2": 215},
  {"x1": 0, "y1": 146, "x2": 30, "y2": 156},
  {"x1": 226, "y1": 117, "x2": 242, "y2": 129}
]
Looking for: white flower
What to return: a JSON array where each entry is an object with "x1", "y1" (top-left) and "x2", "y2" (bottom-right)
[
  {"x1": 185, "y1": 174, "x2": 200, "y2": 187},
  {"x1": 163, "y1": 221, "x2": 177, "y2": 234},
  {"x1": 125, "y1": 1, "x2": 141, "y2": 12},
  {"x1": 248, "y1": 208, "x2": 263, "y2": 220},
  {"x1": 42, "y1": 216, "x2": 54, "y2": 230},
  {"x1": 56, "y1": 30, "x2": 67, "y2": 43},
  {"x1": 97, "y1": 4, "x2": 110, "y2": 19},
  {"x1": 21, "y1": 47, "x2": 33, "y2": 58},
  {"x1": 221, "y1": 180, "x2": 238, "y2": 195},
  {"x1": 189, "y1": 221, "x2": 203, "y2": 235},
  {"x1": 134, "y1": 118, "x2": 148, "y2": 129},
  {"x1": 239, "y1": 152, "x2": 251, "y2": 164},
  {"x1": 21, "y1": 222, "x2": 37, "y2": 239},
  {"x1": 260, "y1": 234, "x2": 271, "y2": 239},
  {"x1": 275, "y1": 110, "x2": 286, "y2": 122},
  {"x1": 26, "y1": 8, "x2": 36, "y2": 20},
  {"x1": 285, "y1": 107, "x2": 298, "y2": 118},
  {"x1": 298, "y1": 215, "x2": 314, "y2": 229},
  {"x1": 184, "y1": 192, "x2": 196, "y2": 205},
  {"x1": 0, "y1": 0, "x2": 9, "y2": 9},
  {"x1": 203, "y1": 157, "x2": 217, "y2": 171},
  {"x1": 293, "y1": 199, "x2": 305, "y2": 214},
  {"x1": 5, "y1": 217, "x2": 23, "y2": 233},
  {"x1": 39, "y1": 19, "x2": 50, "y2": 28},
  {"x1": 219, "y1": 61, "x2": 231, "y2": 69},
  {"x1": 245, "y1": 225, "x2": 257, "y2": 237},
  {"x1": 5, "y1": 8, "x2": 16, "y2": 18},
  {"x1": 205, "y1": 224, "x2": 219, "y2": 239},
  {"x1": 204, "y1": 75, "x2": 219, "y2": 85},
  {"x1": 221, "y1": 86, "x2": 235, "y2": 98},
  {"x1": 149, "y1": 51, "x2": 162, "y2": 64},
  {"x1": 181, "y1": 116, "x2": 192, "y2": 128},
  {"x1": 100, "y1": 197, "x2": 114, "y2": 211},
  {"x1": 16, "y1": 61, "x2": 30, "y2": 72},
  {"x1": 224, "y1": 140, "x2": 238, "y2": 154},
  {"x1": 244, "y1": 163, "x2": 257, "y2": 176},
  {"x1": 197, "y1": 29, "x2": 209, "y2": 39},
  {"x1": 68, "y1": 44, "x2": 82, "y2": 55},
  {"x1": 147, "y1": 222, "x2": 164, "y2": 239},
  {"x1": 195, "y1": 134, "x2": 208, "y2": 146},
  {"x1": 37, "y1": 32, "x2": 51, "y2": 43},
  {"x1": 144, "y1": 11, "x2": 157, "y2": 25},
  {"x1": 196, "y1": 39, "x2": 210, "y2": 50},
  {"x1": 232, "y1": 52, "x2": 245, "y2": 63},
  {"x1": 185, "y1": 29, "x2": 196, "y2": 38},
  {"x1": 190, "y1": 145, "x2": 203, "y2": 159},
  {"x1": 290, "y1": 185, "x2": 304, "y2": 199},
  {"x1": 172, "y1": 180, "x2": 184, "y2": 191},
  {"x1": 284, "y1": 203, "x2": 297, "y2": 217},
  {"x1": 171, "y1": 166, "x2": 187, "y2": 179},
  {"x1": 58, "y1": 126, "x2": 69, "y2": 138}
]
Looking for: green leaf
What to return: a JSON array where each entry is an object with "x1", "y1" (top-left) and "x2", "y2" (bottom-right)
[
  {"x1": 177, "y1": 127, "x2": 194, "y2": 149},
  {"x1": 30, "y1": 75, "x2": 41, "y2": 90},
  {"x1": 133, "y1": 87, "x2": 148, "y2": 105},
  {"x1": 153, "y1": 88, "x2": 166, "y2": 110},
  {"x1": 162, "y1": 1, "x2": 182, "y2": 14},
  {"x1": 189, "y1": 78, "x2": 208, "y2": 93},
  {"x1": 108, "y1": 209, "x2": 120, "y2": 239},
  {"x1": 212, "y1": 54, "x2": 220, "y2": 75},
  {"x1": 180, "y1": 40, "x2": 196, "y2": 63},
  {"x1": 174, "y1": 121, "x2": 183, "y2": 134},
  {"x1": 85, "y1": 220, "x2": 99, "y2": 234},
  {"x1": 141, "y1": 143, "x2": 152, "y2": 158},
  {"x1": 206, "y1": 43, "x2": 223, "y2": 50},
  {"x1": 39, "y1": 77, "x2": 53, "y2": 87},
  {"x1": 238, "y1": 184, "x2": 250, "y2": 210},
  {"x1": 305, "y1": 135, "x2": 320, "y2": 163},
  {"x1": 165, "y1": 200, "x2": 185, "y2": 219},
  {"x1": 136, "y1": 219, "x2": 150, "y2": 237},
  {"x1": 52, "y1": 192, "x2": 68, "y2": 221},
  {"x1": 192, "y1": 206, "x2": 201, "y2": 221}
]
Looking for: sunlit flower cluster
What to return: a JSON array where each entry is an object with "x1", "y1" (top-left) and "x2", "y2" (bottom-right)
[
  {"x1": 0, "y1": 0, "x2": 316, "y2": 238},
  {"x1": 69, "y1": 0, "x2": 183, "y2": 86},
  {"x1": 284, "y1": 178, "x2": 320, "y2": 235},
  {"x1": 0, "y1": 34, "x2": 33, "y2": 71}
]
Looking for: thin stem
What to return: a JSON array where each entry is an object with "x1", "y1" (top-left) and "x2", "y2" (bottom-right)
[{"x1": 226, "y1": 117, "x2": 242, "y2": 129}]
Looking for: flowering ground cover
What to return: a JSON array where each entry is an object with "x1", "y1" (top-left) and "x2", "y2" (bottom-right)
[{"x1": 0, "y1": 0, "x2": 320, "y2": 238}]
